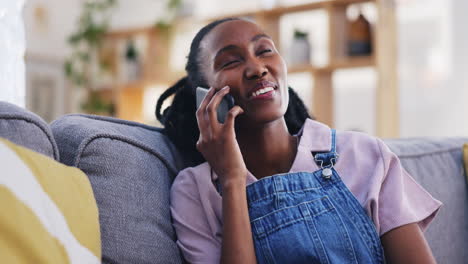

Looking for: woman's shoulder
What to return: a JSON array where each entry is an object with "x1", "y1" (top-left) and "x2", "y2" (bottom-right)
[
  {"x1": 336, "y1": 129, "x2": 388, "y2": 164},
  {"x1": 337, "y1": 129, "x2": 380, "y2": 146},
  {"x1": 171, "y1": 162, "x2": 213, "y2": 193},
  {"x1": 338, "y1": 129, "x2": 394, "y2": 156},
  {"x1": 302, "y1": 119, "x2": 382, "y2": 155}
]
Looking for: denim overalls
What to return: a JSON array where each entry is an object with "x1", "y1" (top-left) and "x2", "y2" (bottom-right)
[{"x1": 242, "y1": 129, "x2": 385, "y2": 263}]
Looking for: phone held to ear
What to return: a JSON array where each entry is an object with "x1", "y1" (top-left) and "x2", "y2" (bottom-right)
[{"x1": 196, "y1": 87, "x2": 235, "y2": 124}]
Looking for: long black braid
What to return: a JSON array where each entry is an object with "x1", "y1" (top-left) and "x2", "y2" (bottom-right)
[{"x1": 155, "y1": 17, "x2": 314, "y2": 166}]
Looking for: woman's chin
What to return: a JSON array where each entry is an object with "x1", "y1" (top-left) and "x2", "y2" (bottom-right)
[{"x1": 237, "y1": 109, "x2": 285, "y2": 127}]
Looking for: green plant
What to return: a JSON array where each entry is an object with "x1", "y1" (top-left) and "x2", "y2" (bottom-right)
[
  {"x1": 81, "y1": 90, "x2": 115, "y2": 115},
  {"x1": 64, "y1": 0, "x2": 117, "y2": 88},
  {"x1": 154, "y1": 0, "x2": 184, "y2": 30},
  {"x1": 294, "y1": 29, "x2": 308, "y2": 39}
]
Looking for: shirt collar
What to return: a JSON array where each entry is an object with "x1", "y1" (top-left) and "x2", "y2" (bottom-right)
[{"x1": 296, "y1": 118, "x2": 332, "y2": 152}]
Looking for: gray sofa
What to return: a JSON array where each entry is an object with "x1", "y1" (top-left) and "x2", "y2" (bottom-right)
[{"x1": 1, "y1": 101, "x2": 467, "y2": 264}]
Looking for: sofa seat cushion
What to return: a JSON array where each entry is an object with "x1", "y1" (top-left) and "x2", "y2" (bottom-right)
[
  {"x1": 0, "y1": 101, "x2": 59, "y2": 160},
  {"x1": 384, "y1": 137, "x2": 468, "y2": 263},
  {"x1": 0, "y1": 139, "x2": 101, "y2": 263},
  {"x1": 51, "y1": 114, "x2": 184, "y2": 264}
]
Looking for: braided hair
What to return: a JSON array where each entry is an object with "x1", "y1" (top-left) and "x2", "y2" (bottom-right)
[{"x1": 155, "y1": 17, "x2": 314, "y2": 166}]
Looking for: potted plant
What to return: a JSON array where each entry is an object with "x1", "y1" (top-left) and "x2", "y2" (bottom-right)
[
  {"x1": 64, "y1": 0, "x2": 116, "y2": 115},
  {"x1": 289, "y1": 29, "x2": 311, "y2": 65}
]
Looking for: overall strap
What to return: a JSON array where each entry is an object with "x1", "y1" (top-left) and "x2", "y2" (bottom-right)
[{"x1": 312, "y1": 129, "x2": 339, "y2": 178}]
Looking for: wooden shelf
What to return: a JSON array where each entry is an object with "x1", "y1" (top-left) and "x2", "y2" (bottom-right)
[
  {"x1": 95, "y1": 0, "x2": 397, "y2": 136},
  {"x1": 288, "y1": 64, "x2": 317, "y2": 74},
  {"x1": 288, "y1": 56, "x2": 375, "y2": 74},
  {"x1": 118, "y1": 80, "x2": 149, "y2": 90},
  {"x1": 105, "y1": 27, "x2": 156, "y2": 39},
  {"x1": 208, "y1": 0, "x2": 376, "y2": 21},
  {"x1": 264, "y1": 0, "x2": 375, "y2": 17},
  {"x1": 329, "y1": 56, "x2": 375, "y2": 70},
  {"x1": 331, "y1": 0, "x2": 376, "y2": 6}
]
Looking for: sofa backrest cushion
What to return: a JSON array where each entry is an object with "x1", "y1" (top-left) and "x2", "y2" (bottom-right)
[
  {"x1": 49, "y1": 112, "x2": 467, "y2": 263},
  {"x1": 0, "y1": 101, "x2": 59, "y2": 160},
  {"x1": 51, "y1": 114, "x2": 184, "y2": 264},
  {"x1": 384, "y1": 137, "x2": 468, "y2": 263},
  {"x1": 0, "y1": 138, "x2": 101, "y2": 263}
]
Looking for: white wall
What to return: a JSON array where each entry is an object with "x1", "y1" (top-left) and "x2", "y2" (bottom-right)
[
  {"x1": 109, "y1": 0, "x2": 166, "y2": 30},
  {"x1": 24, "y1": 0, "x2": 167, "y2": 60},
  {"x1": 24, "y1": 0, "x2": 80, "y2": 59},
  {"x1": 0, "y1": 0, "x2": 26, "y2": 107},
  {"x1": 23, "y1": 0, "x2": 167, "y2": 119},
  {"x1": 21, "y1": 0, "x2": 468, "y2": 135},
  {"x1": 397, "y1": 0, "x2": 468, "y2": 137}
]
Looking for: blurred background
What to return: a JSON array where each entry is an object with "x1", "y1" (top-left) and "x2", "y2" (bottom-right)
[{"x1": 2, "y1": 0, "x2": 467, "y2": 138}]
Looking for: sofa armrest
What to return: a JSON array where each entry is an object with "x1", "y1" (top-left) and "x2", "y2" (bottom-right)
[
  {"x1": 51, "y1": 114, "x2": 184, "y2": 264},
  {"x1": 0, "y1": 101, "x2": 59, "y2": 160}
]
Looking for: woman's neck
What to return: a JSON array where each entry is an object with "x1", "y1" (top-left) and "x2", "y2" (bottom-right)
[{"x1": 236, "y1": 118, "x2": 298, "y2": 179}]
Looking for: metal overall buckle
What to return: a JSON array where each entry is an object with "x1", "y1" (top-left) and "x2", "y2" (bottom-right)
[{"x1": 314, "y1": 153, "x2": 339, "y2": 179}]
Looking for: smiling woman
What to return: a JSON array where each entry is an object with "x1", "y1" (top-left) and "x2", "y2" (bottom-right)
[
  {"x1": 156, "y1": 18, "x2": 441, "y2": 264},
  {"x1": 156, "y1": 18, "x2": 310, "y2": 166}
]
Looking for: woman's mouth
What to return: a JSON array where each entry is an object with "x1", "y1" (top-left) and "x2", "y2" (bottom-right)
[{"x1": 249, "y1": 86, "x2": 276, "y2": 100}]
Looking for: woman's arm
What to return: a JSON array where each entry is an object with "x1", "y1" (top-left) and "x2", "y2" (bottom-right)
[
  {"x1": 195, "y1": 86, "x2": 257, "y2": 264},
  {"x1": 381, "y1": 223, "x2": 436, "y2": 264},
  {"x1": 220, "y1": 178, "x2": 257, "y2": 264}
]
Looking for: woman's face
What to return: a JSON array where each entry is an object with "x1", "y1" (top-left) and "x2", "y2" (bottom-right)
[{"x1": 199, "y1": 19, "x2": 288, "y2": 125}]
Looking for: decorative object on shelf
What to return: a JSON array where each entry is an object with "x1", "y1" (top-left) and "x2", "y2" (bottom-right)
[
  {"x1": 289, "y1": 29, "x2": 311, "y2": 65},
  {"x1": 64, "y1": 0, "x2": 117, "y2": 114},
  {"x1": 33, "y1": 4, "x2": 49, "y2": 32},
  {"x1": 347, "y1": 11, "x2": 372, "y2": 56},
  {"x1": 123, "y1": 39, "x2": 141, "y2": 83}
]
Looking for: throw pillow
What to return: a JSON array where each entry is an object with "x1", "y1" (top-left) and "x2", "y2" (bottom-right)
[{"x1": 0, "y1": 139, "x2": 101, "y2": 263}]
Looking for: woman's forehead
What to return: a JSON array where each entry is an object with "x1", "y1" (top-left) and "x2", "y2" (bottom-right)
[{"x1": 200, "y1": 20, "x2": 266, "y2": 55}]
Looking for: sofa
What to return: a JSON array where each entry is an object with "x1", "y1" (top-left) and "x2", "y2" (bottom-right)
[{"x1": 1, "y1": 100, "x2": 467, "y2": 264}]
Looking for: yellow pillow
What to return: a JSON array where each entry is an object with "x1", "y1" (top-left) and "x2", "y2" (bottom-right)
[{"x1": 0, "y1": 139, "x2": 101, "y2": 263}]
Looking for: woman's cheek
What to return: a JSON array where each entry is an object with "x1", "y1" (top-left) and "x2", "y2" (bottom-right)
[{"x1": 214, "y1": 72, "x2": 235, "y2": 88}]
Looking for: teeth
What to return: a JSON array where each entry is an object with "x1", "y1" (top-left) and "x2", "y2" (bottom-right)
[{"x1": 252, "y1": 87, "x2": 274, "y2": 97}]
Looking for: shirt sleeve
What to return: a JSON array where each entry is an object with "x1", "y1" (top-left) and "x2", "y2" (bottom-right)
[
  {"x1": 170, "y1": 168, "x2": 221, "y2": 264},
  {"x1": 375, "y1": 138, "x2": 443, "y2": 236}
]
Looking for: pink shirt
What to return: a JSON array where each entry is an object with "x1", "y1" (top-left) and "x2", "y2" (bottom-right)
[{"x1": 170, "y1": 119, "x2": 442, "y2": 263}]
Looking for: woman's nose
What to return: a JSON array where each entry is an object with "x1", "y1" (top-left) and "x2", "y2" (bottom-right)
[{"x1": 244, "y1": 58, "x2": 268, "y2": 80}]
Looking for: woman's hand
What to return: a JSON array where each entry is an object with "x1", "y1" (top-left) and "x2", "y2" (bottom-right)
[
  {"x1": 197, "y1": 86, "x2": 258, "y2": 264},
  {"x1": 196, "y1": 86, "x2": 246, "y2": 187}
]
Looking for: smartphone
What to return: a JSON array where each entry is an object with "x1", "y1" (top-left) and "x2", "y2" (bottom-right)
[{"x1": 196, "y1": 87, "x2": 235, "y2": 124}]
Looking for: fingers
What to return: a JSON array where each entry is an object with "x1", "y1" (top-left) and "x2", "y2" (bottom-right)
[
  {"x1": 196, "y1": 87, "x2": 216, "y2": 122},
  {"x1": 196, "y1": 87, "x2": 216, "y2": 144},
  {"x1": 196, "y1": 86, "x2": 230, "y2": 145},
  {"x1": 224, "y1": 105, "x2": 244, "y2": 131},
  {"x1": 206, "y1": 86, "x2": 230, "y2": 126}
]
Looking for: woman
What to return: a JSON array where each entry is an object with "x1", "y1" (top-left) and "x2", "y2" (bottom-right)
[{"x1": 156, "y1": 18, "x2": 441, "y2": 264}]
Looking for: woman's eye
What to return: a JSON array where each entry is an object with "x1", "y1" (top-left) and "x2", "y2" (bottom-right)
[
  {"x1": 258, "y1": 49, "x2": 272, "y2": 55},
  {"x1": 222, "y1": 60, "x2": 239, "y2": 68}
]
